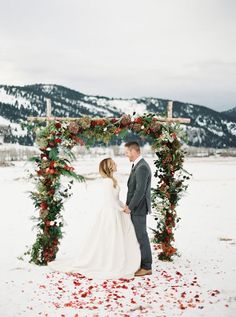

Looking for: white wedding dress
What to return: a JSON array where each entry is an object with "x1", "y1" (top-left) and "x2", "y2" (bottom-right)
[{"x1": 48, "y1": 178, "x2": 141, "y2": 280}]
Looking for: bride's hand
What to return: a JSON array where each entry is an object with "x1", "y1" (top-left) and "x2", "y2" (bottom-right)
[{"x1": 123, "y1": 205, "x2": 131, "y2": 214}]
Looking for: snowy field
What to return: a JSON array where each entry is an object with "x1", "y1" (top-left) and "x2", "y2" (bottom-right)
[{"x1": 0, "y1": 156, "x2": 236, "y2": 317}]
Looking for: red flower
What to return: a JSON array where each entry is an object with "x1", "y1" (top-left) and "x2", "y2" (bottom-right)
[
  {"x1": 53, "y1": 239, "x2": 58, "y2": 245},
  {"x1": 111, "y1": 118, "x2": 118, "y2": 123},
  {"x1": 40, "y1": 202, "x2": 48, "y2": 210},
  {"x1": 45, "y1": 220, "x2": 51, "y2": 227},
  {"x1": 134, "y1": 117, "x2": 143, "y2": 124},
  {"x1": 40, "y1": 154, "x2": 48, "y2": 159},
  {"x1": 55, "y1": 138, "x2": 62, "y2": 143},
  {"x1": 48, "y1": 189, "x2": 55, "y2": 196},
  {"x1": 55, "y1": 122, "x2": 61, "y2": 129},
  {"x1": 37, "y1": 169, "x2": 44, "y2": 176}
]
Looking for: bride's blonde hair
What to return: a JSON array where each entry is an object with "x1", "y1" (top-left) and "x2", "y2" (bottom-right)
[{"x1": 99, "y1": 158, "x2": 117, "y2": 188}]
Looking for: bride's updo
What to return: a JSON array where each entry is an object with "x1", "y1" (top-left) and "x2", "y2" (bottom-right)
[{"x1": 99, "y1": 158, "x2": 118, "y2": 188}]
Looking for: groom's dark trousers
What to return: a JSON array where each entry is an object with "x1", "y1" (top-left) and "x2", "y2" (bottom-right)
[{"x1": 126, "y1": 158, "x2": 152, "y2": 270}]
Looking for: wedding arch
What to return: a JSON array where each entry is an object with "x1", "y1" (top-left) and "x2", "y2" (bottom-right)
[{"x1": 26, "y1": 99, "x2": 190, "y2": 265}]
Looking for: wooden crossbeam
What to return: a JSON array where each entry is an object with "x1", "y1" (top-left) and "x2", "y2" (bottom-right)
[
  {"x1": 27, "y1": 116, "x2": 191, "y2": 124},
  {"x1": 27, "y1": 98, "x2": 191, "y2": 124}
]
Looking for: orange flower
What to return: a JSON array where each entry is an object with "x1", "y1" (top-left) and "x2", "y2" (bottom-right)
[
  {"x1": 64, "y1": 165, "x2": 74, "y2": 171},
  {"x1": 49, "y1": 169, "x2": 56, "y2": 175},
  {"x1": 161, "y1": 243, "x2": 177, "y2": 256},
  {"x1": 114, "y1": 128, "x2": 122, "y2": 135},
  {"x1": 91, "y1": 119, "x2": 106, "y2": 126},
  {"x1": 49, "y1": 161, "x2": 55, "y2": 168},
  {"x1": 72, "y1": 136, "x2": 85, "y2": 145}
]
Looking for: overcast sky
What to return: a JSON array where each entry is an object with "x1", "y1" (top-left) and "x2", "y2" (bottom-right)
[{"x1": 0, "y1": 0, "x2": 235, "y2": 111}]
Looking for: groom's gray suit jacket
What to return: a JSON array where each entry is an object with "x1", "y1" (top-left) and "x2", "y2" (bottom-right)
[{"x1": 126, "y1": 158, "x2": 151, "y2": 215}]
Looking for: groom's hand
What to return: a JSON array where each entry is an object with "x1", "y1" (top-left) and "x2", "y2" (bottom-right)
[{"x1": 123, "y1": 205, "x2": 131, "y2": 214}]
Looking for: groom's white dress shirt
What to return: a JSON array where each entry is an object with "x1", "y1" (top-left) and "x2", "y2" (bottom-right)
[{"x1": 132, "y1": 155, "x2": 143, "y2": 169}]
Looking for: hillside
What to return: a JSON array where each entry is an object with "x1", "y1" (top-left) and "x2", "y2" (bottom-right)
[{"x1": 0, "y1": 84, "x2": 236, "y2": 148}]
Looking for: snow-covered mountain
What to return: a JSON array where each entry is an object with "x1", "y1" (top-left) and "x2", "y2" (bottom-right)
[
  {"x1": 0, "y1": 84, "x2": 236, "y2": 148},
  {"x1": 222, "y1": 107, "x2": 236, "y2": 121}
]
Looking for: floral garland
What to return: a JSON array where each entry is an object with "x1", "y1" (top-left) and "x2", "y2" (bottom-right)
[
  {"x1": 151, "y1": 124, "x2": 191, "y2": 260},
  {"x1": 26, "y1": 113, "x2": 190, "y2": 265}
]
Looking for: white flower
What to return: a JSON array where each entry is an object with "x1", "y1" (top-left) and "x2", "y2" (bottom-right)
[
  {"x1": 131, "y1": 117, "x2": 135, "y2": 122},
  {"x1": 42, "y1": 157, "x2": 47, "y2": 161},
  {"x1": 103, "y1": 127, "x2": 107, "y2": 132},
  {"x1": 141, "y1": 125, "x2": 144, "y2": 129},
  {"x1": 49, "y1": 221, "x2": 55, "y2": 226},
  {"x1": 46, "y1": 147, "x2": 51, "y2": 151}
]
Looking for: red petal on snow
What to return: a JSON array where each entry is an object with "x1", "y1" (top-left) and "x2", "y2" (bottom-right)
[{"x1": 176, "y1": 271, "x2": 183, "y2": 277}]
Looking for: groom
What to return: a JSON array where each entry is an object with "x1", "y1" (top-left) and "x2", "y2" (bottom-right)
[{"x1": 123, "y1": 141, "x2": 152, "y2": 277}]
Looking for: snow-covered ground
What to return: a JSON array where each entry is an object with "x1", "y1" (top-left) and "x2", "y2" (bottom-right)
[{"x1": 0, "y1": 156, "x2": 235, "y2": 317}]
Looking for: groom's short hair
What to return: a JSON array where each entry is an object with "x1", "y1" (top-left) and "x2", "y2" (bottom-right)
[{"x1": 125, "y1": 141, "x2": 140, "y2": 153}]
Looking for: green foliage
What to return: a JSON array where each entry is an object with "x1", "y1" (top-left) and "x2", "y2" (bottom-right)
[{"x1": 48, "y1": 148, "x2": 58, "y2": 160}]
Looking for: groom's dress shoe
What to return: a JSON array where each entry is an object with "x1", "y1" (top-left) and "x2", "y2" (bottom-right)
[{"x1": 135, "y1": 268, "x2": 152, "y2": 277}]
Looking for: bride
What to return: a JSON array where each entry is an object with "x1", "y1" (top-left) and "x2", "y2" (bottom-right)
[{"x1": 48, "y1": 158, "x2": 141, "y2": 279}]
